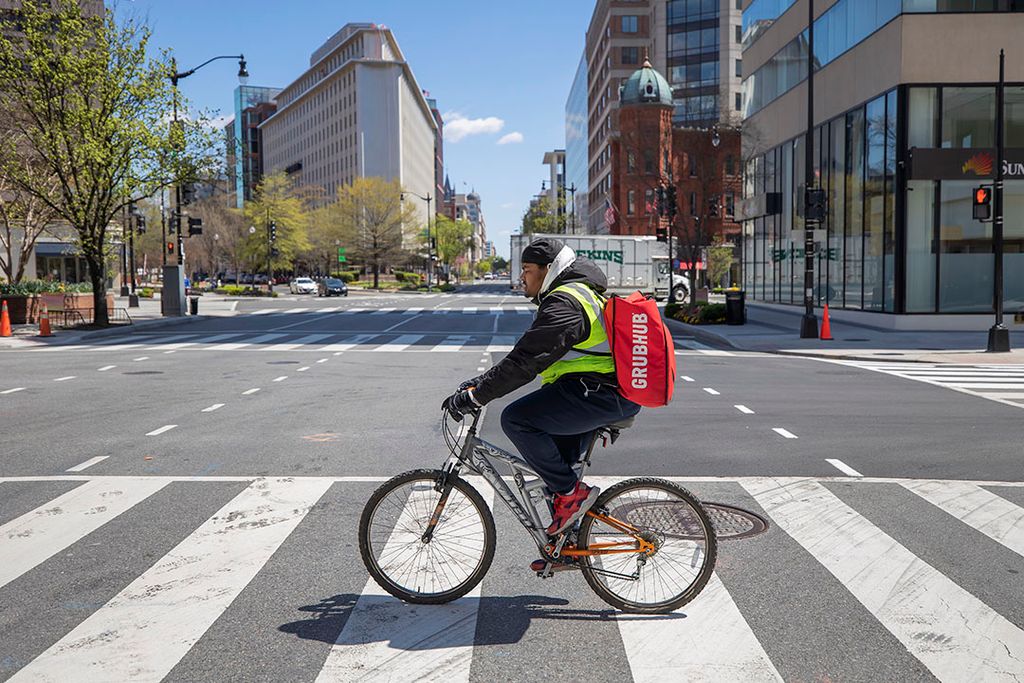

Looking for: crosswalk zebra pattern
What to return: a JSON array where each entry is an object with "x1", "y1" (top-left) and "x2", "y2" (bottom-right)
[
  {"x1": 248, "y1": 306, "x2": 535, "y2": 316},
  {"x1": 841, "y1": 361, "x2": 1024, "y2": 409},
  {"x1": 1, "y1": 474, "x2": 1022, "y2": 681}
]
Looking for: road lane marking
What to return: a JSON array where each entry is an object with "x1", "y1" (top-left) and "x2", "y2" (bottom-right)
[
  {"x1": 735, "y1": 405, "x2": 754, "y2": 414},
  {"x1": 477, "y1": 366, "x2": 486, "y2": 371},
  {"x1": 703, "y1": 388, "x2": 720, "y2": 395},
  {"x1": 432, "y1": 335, "x2": 472, "y2": 352},
  {"x1": 97, "y1": 365, "x2": 116, "y2": 372},
  {"x1": 463, "y1": 307, "x2": 477, "y2": 313},
  {"x1": 617, "y1": 573, "x2": 782, "y2": 682},
  {"x1": 375, "y1": 334, "x2": 424, "y2": 352},
  {"x1": 743, "y1": 478, "x2": 1024, "y2": 681},
  {"x1": 320, "y1": 334, "x2": 378, "y2": 352},
  {"x1": 14, "y1": 478, "x2": 333, "y2": 683},
  {"x1": 272, "y1": 376, "x2": 288, "y2": 382},
  {"x1": 146, "y1": 425, "x2": 177, "y2": 436},
  {"x1": 297, "y1": 366, "x2": 310, "y2": 372},
  {"x1": 263, "y1": 333, "x2": 333, "y2": 351},
  {"x1": 133, "y1": 356, "x2": 149, "y2": 361},
  {"x1": 65, "y1": 456, "x2": 109, "y2": 472},
  {"x1": 826, "y1": 458, "x2": 863, "y2": 477},
  {"x1": 772, "y1": 428, "x2": 798, "y2": 439},
  {"x1": 201, "y1": 403, "x2": 225, "y2": 413},
  {"x1": 316, "y1": 358, "x2": 329, "y2": 363},
  {"x1": 681, "y1": 376, "x2": 694, "y2": 382},
  {"x1": 0, "y1": 478, "x2": 169, "y2": 590},
  {"x1": 902, "y1": 480, "x2": 1024, "y2": 558},
  {"x1": 53, "y1": 376, "x2": 76, "y2": 382},
  {"x1": 316, "y1": 483, "x2": 493, "y2": 682},
  {"x1": 242, "y1": 388, "x2": 261, "y2": 395},
  {"x1": 370, "y1": 307, "x2": 396, "y2": 314},
  {"x1": 486, "y1": 335, "x2": 516, "y2": 353}
]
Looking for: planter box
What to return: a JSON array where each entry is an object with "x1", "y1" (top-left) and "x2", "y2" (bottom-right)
[
  {"x1": 0, "y1": 291, "x2": 110, "y2": 324},
  {"x1": 0, "y1": 295, "x2": 39, "y2": 324}
]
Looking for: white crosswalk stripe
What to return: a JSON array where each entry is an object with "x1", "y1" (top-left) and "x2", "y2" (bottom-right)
[
  {"x1": 2, "y1": 475, "x2": 1024, "y2": 680},
  {"x1": 841, "y1": 360, "x2": 1024, "y2": 408}
]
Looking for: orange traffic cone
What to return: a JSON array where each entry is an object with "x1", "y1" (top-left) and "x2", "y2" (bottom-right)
[
  {"x1": 38, "y1": 302, "x2": 53, "y2": 337},
  {"x1": 0, "y1": 300, "x2": 11, "y2": 337},
  {"x1": 820, "y1": 303, "x2": 833, "y2": 341}
]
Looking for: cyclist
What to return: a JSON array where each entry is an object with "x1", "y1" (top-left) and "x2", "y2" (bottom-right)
[{"x1": 442, "y1": 238, "x2": 642, "y2": 555}]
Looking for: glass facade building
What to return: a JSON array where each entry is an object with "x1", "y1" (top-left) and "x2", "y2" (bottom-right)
[
  {"x1": 667, "y1": 0, "x2": 723, "y2": 126},
  {"x1": 232, "y1": 85, "x2": 281, "y2": 208},
  {"x1": 742, "y1": 84, "x2": 1024, "y2": 314},
  {"x1": 565, "y1": 54, "x2": 589, "y2": 234}
]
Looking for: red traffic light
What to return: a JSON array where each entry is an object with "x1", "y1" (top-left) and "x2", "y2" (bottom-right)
[
  {"x1": 166, "y1": 241, "x2": 175, "y2": 254},
  {"x1": 975, "y1": 187, "x2": 991, "y2": 205},
  {"x1": 973, "y1": 185, "x2": 992, "y2": 221}
]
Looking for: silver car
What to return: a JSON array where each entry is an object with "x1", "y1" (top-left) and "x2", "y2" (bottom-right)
[{"x1": 289, "y1": 277, "x2": 317, "y2": 295}]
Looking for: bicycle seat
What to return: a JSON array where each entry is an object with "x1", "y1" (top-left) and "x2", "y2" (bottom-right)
[{"x1": 604, "y1": 416, "x2": 635, "y2": 430}]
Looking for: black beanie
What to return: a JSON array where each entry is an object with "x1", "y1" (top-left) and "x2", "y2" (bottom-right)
[{"x1": 521, "y1": 238, "x2": 564, "y2": 266}]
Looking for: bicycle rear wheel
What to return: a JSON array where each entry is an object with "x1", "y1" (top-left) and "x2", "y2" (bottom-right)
[
  {"x1": 359, "y1": 469, "x2": 495, "y2": 604},
  {"x1": 577, "y1": 478, "x2": 717, "y2": 614}
]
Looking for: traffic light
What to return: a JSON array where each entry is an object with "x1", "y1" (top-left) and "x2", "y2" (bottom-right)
[
  {"x1": 656, "y1": 186, "x2": 667, "y2": 217},
  {"x1": 187, "y1": 216, "x2": 203, "y2": 236},
  {"x1": 805, "y1": 188, "x2": 827, "y2": 222},
  {"x1": 269, "y1": 220, "x2": 277, "y2": 242},
  {"x1": 665, "y1": 185, "x2": 677, "y2": 219},
  {"x1": 655, "y1": 225, "x2": 667, "y2": 243},
  {"x1": 708, "y1": 196, "x2": 719, "y2": 218},
  {"x1": 135, "y1": 214, "x2": 146, "y2": 235},
  {"x1": 270, "y1": 247, "x2": 280, "y2": 258},
  {"x1": 169, "y1": 211, "x2": 180, "y2": 234},
  {"x1": 973, "y1": 185, "x2": 992, "y2": 221},
  {"x1": 166, "y1": 241, "x2": 174, "y2": 254},
  {"x1": 181, "y1": 183, "x2": 195, "y2": 206}
]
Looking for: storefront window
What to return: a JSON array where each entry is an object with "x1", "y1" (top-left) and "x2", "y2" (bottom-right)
[
  {"x1": 864, "y1": 97, "x2": 886, "y2": 310},
  {"x1": 1006, "y1": 87, "x2": 1024, "y2": 148},
  {"x1": 884, "y1": 89, "x2": 898, "y2": 312},
  {"x1": 939, "y1": 181, "x2": 993, "y2": 312},
  {"x1": 845, "y1": 107, "x2": 865, "y2": 309},
  {"x1": 908, "y1": 87, "x2": 938, "y2": 148},
  {"x1": 941, "y1": 87, "x2": 995, "y2": 149},
  {"x1": 1003, "y1": 181, "x2": 1024, "y2": 312},
  {"x1": 906, "y1": 180, "x2": 937, "y2": 312},
  {"x1": 828, "y1": 118, "x2": 846, "y2": 306},
  {"x1": 781, "y1": 140, "x2": 793, "y2": 303}
]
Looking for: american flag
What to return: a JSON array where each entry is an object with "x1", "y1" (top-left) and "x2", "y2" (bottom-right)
[{"x1": 603, "y1": 197, "x2": 617, "y2": 227}]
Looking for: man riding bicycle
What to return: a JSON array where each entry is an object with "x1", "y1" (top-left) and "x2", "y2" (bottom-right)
[{"x1": 442, "y1": 238, "x2": 642, "y2": 563}]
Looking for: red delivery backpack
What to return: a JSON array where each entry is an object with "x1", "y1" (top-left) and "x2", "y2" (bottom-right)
[{"x1": 603, "y1": 292, "x2": 676, "y2": 407}]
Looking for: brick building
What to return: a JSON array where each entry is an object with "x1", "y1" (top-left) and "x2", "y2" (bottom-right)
[{"x1": 610, "y1": 59, "x2": 741, "y2": 281}]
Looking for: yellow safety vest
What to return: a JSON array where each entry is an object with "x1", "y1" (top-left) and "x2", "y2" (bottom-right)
[{"x1": 539, "y1": 282, "x2": 615, "y2": 385}]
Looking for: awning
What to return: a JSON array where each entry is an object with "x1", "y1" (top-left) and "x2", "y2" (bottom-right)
[{"x1": 34, "y1": 242, "x2": 79, "y2": 257}]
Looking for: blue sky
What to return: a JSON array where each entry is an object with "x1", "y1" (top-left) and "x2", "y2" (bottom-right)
[{"x1": 117, "y1": 0, "x2": 592, "y2": 259}]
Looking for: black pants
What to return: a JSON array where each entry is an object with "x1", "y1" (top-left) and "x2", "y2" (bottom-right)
[{"x1": 500, "y1": 377, "x2": 642, "y2": 494}]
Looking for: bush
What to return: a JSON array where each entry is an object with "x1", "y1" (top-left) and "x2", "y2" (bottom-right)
[
  {"x1": 139, "y1": 287, "x2": 154, "y2": 298},
  {"x1": 214, "y1": 285, "x2": 277, "y2": 297},
  {"x1": 664, "y1": 301, "x2": 726, "y2": 325},
  {"x1": 337, "y1": 271, "x2": 359, "y2": 283},
  {"x1": 0, "y1": 279, "x2": 93, "y2": 295}
]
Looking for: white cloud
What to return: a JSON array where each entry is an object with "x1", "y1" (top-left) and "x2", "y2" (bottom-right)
[
  {"x1": 445, "y1": 112, "x2": 505, "y2": 142},
  {"x1": 497, "y1": 132, "x2": 524, "y2": 145}
]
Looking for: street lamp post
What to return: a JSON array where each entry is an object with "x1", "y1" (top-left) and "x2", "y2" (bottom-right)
[
  {"x1": 988, "y1": 49, "x2": 1011, "y2": 352},
  {"x1": 402, "y1": 191, "x2": 433, "y2": 291},
  {"x1": 566, "y1": 183, "x2": 577, "y2": 234},
  {"x1": 800, "y1": 0, "x2": 820, "y2": 338},
  {"x1": 166, "y1": 53, "x2": 248, "y2": 315}
]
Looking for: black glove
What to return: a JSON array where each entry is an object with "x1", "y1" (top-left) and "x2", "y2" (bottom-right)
[
  {"x1": 442, "y1": 389, "x2": 479, "y2": 420},
  {"x1": 458, "y1": 377, "x2": 479, "y2": 392}
]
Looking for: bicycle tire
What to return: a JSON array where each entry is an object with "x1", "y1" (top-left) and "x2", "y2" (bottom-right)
[
  {"x1": 358, "y1": 469, "x2": 496, "y2": 604},
  {"x1": 577, "y1": 477, "x2": 717, "y2": 614}
]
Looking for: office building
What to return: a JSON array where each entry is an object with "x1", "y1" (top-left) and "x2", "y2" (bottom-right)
[
  {"x1": 739, "y1": 0, "x2": 1024, "y2": 322},
  {"x1": 565, "y1": 53, "x2": 590, "y2": 234},
  {"x1": 259, "y1": 23, "x2": 438, "y2": 227},
  {"x1": 225, "y1": 85, "x2": 280, "y2": 208}
]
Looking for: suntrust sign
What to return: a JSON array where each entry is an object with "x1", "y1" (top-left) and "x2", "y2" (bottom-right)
[{"x1": 909, "y1": 148, "x2": 1024, "y2": 180}]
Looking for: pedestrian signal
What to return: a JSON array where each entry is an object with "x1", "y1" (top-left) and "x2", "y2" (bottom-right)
[{"x1": 973, "y1": 186, "x2": 992, "y2": 221}]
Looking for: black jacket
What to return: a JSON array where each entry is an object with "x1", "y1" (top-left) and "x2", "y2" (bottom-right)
[{"x1": 471, "y1": 256, "x2": 615, "y2": 405}]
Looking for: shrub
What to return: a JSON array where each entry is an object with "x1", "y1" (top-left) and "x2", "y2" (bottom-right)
[
  {"x1": 139, "y1": 287, "x2": 154, "y2": 298},
  {"x1": 338, "y1": 271, "x2": 359, "y2": 283},
  {"x1": 0, "y1": 279, "x2": 93, "y2": 295},
  {"x1": 664, "y1": 301, "x2": 726, "y2": 325},
  {"x1": 213, "y1": 285, "x2": 275, "y2": 297}
]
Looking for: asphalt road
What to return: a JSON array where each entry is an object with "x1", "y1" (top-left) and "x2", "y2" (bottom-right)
[{"x1": 1, "y1": 283, "x2": 1022, "y2": 681}]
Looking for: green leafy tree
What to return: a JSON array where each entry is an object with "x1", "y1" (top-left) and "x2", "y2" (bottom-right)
[
  {"x1": 492, "y1": 255, "x2": 508, "y2": 272},
  {"x1": 707, "y1": 235, "x2": 734, "y2": 289},
  {"x1": 328, "y1": 177, "x2": 416, "y2": 288},
  {"x1": 520, "y1": 195, "x2": 563, "y2": 235},
  {"x1": 0, "y1": 1, "x2": 218, "y2": 323},
  {"x1": 243, "y1": 173, "x2": 312, "y2": 274},
  {"x1": 433, "y1": 214, "x2": 473, "y2": 283},
  {"x1": 474, "y1": 257, "x2": 493, "y2": 276}
]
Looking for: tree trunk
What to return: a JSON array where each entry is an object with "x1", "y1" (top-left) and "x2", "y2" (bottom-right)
[
  {"x1": 87, "y1": 257, "x2": 108, "y2": 326},
  {"x1": 372, "y1": 261, "x2": 379, "y2": 289}
]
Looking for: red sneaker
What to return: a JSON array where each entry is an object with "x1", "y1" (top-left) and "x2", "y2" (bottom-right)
[
  {"x1": 546, "y1": 481, "x2": 600, "y2": 536},
  {"x1": 530, "y1": 558, "x2": 575, "y2": 573}
]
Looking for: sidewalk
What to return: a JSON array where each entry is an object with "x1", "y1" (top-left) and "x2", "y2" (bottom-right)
[
  {"x1": 0, "y1": 293, "x2": 238, "y2": 349},
  {"x1": 666, "y1": 302, "x2": 1024, "y2": 365}
]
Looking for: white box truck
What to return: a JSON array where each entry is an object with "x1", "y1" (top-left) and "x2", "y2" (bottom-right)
[{"x1": 509, "y1": 234, "x2": 689, "y2": 302}]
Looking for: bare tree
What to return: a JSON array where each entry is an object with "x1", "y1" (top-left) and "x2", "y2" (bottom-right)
[{"x1": 0, "y1": 168, "x2": 58, "y2": 283}]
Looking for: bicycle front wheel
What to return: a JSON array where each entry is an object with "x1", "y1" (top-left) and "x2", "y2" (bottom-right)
[
  {"x1": 358, "y1": 469, "x2": 495, "y2": 604},
  {"x1": 578, "y1": 478, "x2": 717, "y2": 614}
]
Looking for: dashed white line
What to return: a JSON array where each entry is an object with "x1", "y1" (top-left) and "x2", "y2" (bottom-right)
[
  {"x1": 826, "y1": 458, "x2": 864, "y2": 477},
  {"x1": 201, "y1": 404, "x2": 225, "y2": 413},
  {"x1": 703, "y1": 388, "x2": 720, "y2": 395},
  {"x1": 773, "y1": 428, "x2": 799, "y2": 439},
  {"x1": 735, "y1": 405, "x2": 754, "y2": 414},
  {"x1": 316, "y1": 358, "x2": 329, "y2": 363},
  {"x1": 133, "y1": 357, "x2": 149, "y2": 362},
  {"x1": 476, "y1": 366, "x2": 486, "y2": 371},
  {"x1": 272, "y1": 376, "x2": 288, "y2": 382},
  {"x1": 333, "y1": 351, "x2": 344, "y2": 356},
  {"x1": 297, "y1": 366, "x2": 310, "y2": 372},
  {"x1": 98, "y1": 365, "x2": 116, "y2": 372},
  {"x1": 681, "y1": 376, "x2": 695, "y2": 382},
  {"x1": 146, "y1": 425, "x2": 177, "y2": 436},
  {"x1": 2, "y1": 387, "x2": 27, "y2": 395},
  {"x1": 242, "y1": 388, "x2": 261, "y2": 395},
  {"x1": 53, "y1": 376, "x2": 76, "y2": 382},
  {"x1": 66, "y1": 456, "x2": 109, "y2": 472}
]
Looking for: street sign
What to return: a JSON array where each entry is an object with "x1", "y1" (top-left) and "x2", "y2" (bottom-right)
[{"x1": 337, "y1": 247, "x2": 347, "y2": 263}]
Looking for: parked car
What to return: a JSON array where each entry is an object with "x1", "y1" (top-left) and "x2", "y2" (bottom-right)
[
  {"x1": 253, "y1": 274, "x2": 270, "y2": 285},
  {"x1": 318, "y1": 277, "x2": 349, "y2": 297},
  {"x1": 483, "y1": 272, "x2": 494, "y2": 280},
  {"x1": 240, "y1": 273, "x2": 255, "y2": 285},
  {"x1": 289, "y1": 277, "x2": 317, "y2": 295}
]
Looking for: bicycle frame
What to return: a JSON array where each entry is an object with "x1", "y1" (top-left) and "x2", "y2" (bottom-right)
[{"x1": 439, "y1": 411, "x2": 653, "y2": 560}]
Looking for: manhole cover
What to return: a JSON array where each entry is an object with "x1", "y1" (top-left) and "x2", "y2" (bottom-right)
[
  {"x1": 609, "y1": 501, "x2": 768, "y2": 541},
  {"x1": 123, "y1": 371, "x2": 163, "y2": 375}
]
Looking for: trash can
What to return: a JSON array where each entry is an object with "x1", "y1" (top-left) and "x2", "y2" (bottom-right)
[
  {"x1": 725, "y1": 289, "x2": 745, "y2": 325},
  {"x1": 189, "y1": 296, "x2": 199, "y2": 316}
]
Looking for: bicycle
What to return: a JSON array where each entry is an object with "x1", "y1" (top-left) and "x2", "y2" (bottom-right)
[{"x1": 358, "y1": 406, "x2": 717, "y2": 614}]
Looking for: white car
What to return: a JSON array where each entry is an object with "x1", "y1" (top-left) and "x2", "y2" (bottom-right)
[
  {"x1": 289, "y1": 277, "x2": 317, "y2": 295},
  {"x1": 483, "y1": 272, "x2": 494, "y2": 280}
]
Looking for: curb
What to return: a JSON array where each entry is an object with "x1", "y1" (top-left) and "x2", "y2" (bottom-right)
[{"x1": 663, "y1": 316, "x2": 743, "y2": 350}]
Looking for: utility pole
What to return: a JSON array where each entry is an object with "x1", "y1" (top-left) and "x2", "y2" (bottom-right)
[
  {"x1": 800, "y1": 0, "x2": 820, "y2": 338},
  {"x1": 988, "y1": 49, "x2": 1010, "y2": 352},
  {"x1": 567, "y1": 183, "x2": 577, "y2": 234}
]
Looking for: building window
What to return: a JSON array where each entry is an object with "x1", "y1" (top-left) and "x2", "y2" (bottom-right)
[
  {"x1": 735, "y1": 59, "x2": 742, "y2": 78},
  {"x1": 627, "y1": 152, "x2": 636, "y2": 173},
  {"x1": 942, "y1": 86, "x2": 996, "y2": 149},
  {"x1": 689, "y1": 192, "x2": 697, "y2": 215},
  {"x1": 644, "y1": 151, "x2": 656, "y2": 175},
  {"x1": 622, "y1": 46, "x2": 639, "y2": 65},
  {"x1": 644, "y1": 189, "x2": 655, "y2": 214},
  {"x1": 725, "y1": 192, "x2": 735, "y2": 216},
  {"x1": 622, "y1": 15, "x2": 638, "y2": 33},
  {"x1": 735, "y1": 25, "x2": 741, "y2": 43},
  {"x1": 725, "y1": 154, "x2": 735, "y2": 175},
  {"x1": 627, "y1": 190, "x2": 635, "y2": 215},
  {"x1": 735, "y1": 92, "x2": 742, "y2": 111}
]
